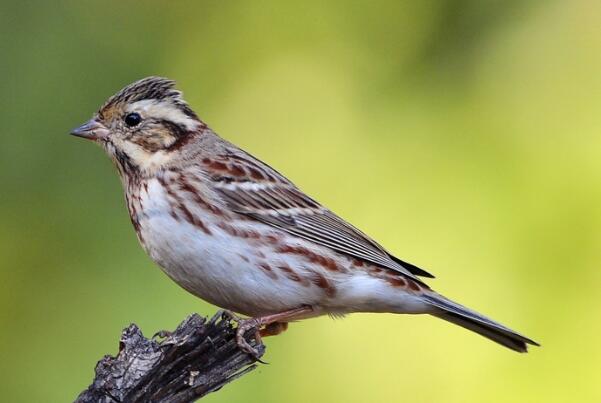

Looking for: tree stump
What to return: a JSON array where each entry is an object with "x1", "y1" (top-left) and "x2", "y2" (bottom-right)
[{"x1": 75, "y1": 311, "x2": 265, "y2": 402}]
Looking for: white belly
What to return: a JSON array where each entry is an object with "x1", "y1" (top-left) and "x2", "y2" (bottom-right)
[
  {"x1": 135, "y1": 178, "x2": 330, "y2": 316},
  {"x1": 133, "y1": 178, "x2": 430, "y2": 317}
]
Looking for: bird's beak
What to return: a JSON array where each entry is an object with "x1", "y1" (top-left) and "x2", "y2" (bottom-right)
[{"x1": 70, "y1": 119, "x2": 109, "y2": 141}]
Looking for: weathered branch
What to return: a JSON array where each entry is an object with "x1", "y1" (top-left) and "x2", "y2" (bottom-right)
[{"x1": 75, "y1": 312, "x2": 265, "y2": 403}]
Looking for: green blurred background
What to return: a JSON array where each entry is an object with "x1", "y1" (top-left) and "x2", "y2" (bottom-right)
[{"x1": 1, "y1": 1, "x2": 599, "y2": 402}]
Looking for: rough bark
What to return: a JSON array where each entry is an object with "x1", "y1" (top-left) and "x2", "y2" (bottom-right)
[{"x1": 75, "y1": 311, "x2": 265, "y2": 403}]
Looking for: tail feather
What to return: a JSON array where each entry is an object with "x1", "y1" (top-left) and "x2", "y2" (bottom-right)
[{"x1": 424, "y1": 294, "x2": 539, "y2": 353}]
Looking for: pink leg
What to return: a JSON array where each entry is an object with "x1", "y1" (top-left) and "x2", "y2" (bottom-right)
[{"x1": 230, "y1": 306, "x2": 313, "y2": 357}]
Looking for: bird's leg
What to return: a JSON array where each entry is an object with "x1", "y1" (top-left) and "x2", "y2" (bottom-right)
[{"x1": 234, "y1": 306, "x2": 313, "y2": 358}]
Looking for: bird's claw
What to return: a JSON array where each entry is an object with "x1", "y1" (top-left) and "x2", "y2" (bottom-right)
[
  {"x1": 235, "y1": 317, "x2": 265, "y2": 361},
  {"x1": 152, "y1": 329, "x2": 172, "y2": 340},
  {"x1": 217, "y1": 310, "x2": 265, "y2": 361},
  {"x1": 235, "y1": 329, "x2": 261, "y2": 358},
  {"x1": 218, "y1": 309, "x2": 243, "y2": 323}
]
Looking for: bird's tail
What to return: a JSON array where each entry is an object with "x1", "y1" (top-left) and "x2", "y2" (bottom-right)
[{"x1": 423, "y1": 293, "x2": 539, "y2": 353}]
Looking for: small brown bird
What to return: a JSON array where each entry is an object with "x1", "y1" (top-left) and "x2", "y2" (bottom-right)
[{"x1": 71, "y1": 77, "x2": 538, "y2": 356}]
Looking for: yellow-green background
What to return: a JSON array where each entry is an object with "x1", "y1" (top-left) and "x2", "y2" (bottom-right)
[{"x1": 1, "y1": 1, "x2": 599, "y2": 402}]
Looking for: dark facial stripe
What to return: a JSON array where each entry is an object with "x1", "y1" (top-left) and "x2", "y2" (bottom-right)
[
  {"x1": 158, "y1": 119, "x2": 188, "y2": 138},
  {"x1": 167, "y1": 128, "x2": 201, "y2": 150},
  {"x1": 112, "y1": 145, "x2": 138, "y2": 175}
]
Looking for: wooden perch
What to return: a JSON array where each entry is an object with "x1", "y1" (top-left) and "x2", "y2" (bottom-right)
[{"x1": 75, "y1": 311, "x2": 265, "y2": 403}]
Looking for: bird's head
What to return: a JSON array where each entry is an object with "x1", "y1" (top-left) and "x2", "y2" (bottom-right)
[{"x1": 71, "y1": 77, "x2": 203, "y2": 175}]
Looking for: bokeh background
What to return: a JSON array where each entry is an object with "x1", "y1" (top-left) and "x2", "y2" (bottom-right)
[{"x1": 1, "y1": 1, "x2": 600, "y2": 402}]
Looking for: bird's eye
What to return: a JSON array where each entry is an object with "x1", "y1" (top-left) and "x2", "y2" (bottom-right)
[{"x1": 124, "y1": 112, "x2": 142, "y2": 127}]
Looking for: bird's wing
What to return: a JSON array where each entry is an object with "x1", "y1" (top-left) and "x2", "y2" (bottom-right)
[{"x1": 203, "y1": 151, "x2": 434, "y2": 281}]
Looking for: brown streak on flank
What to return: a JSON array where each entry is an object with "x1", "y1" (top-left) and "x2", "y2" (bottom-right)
[
  {"x1": 239, "y1": 254, "x2": 250, "y2": 263},
  {"x1": 277, "y1": 265, "x2": 303, "y2": 283},
  {"x1": 352, "y1": 259, "x2": 364, "y2": 267},
  {"x1": 276, "y1": 245, "x2": 344, "y2": 272},
  {"x1": 248, "y1": 230, "x2": 261, "y2": 239},
  {"x1": 408, "y1": 280, "x2": 421, "y2": 291},
  {"x1": 218, "y1": 222, "x2": 238, "y2": 236},
  {"x1": 179, "y1": 175, "x2": 223, "y2": 216},
  {"x1": 239, "y1": 227, "x2": 261, "y2": 239},
  {"x1": 370, "y1": 267, "x2": 383, "y2": 274},
  {"x1": 178, "y1": 201, "x2": 211, "y2": 235},
  {"x1": 157, "y1": 177, "x2": 175, "y2": 217},
  {"x1": 323, "y1": 257, "x2": 341, "y2": 272},
  {"x1": 386, "y1": 277, "x2": 407, "y2": 287},
  {"x1": 307, "y1": 270, "x2": 336, "y2": 297},
  {"x1": 260, "y1": 263, "x2": 272, "y2": 271},
  {"x1": 218, "y1": 222, "x2": 261, "y2": 239},
  {"x1": 128, "y1": 201, "x2": 141, "y2": 231},
  {"x1": 259, "y1": 263, "x2": 278, "y2": 279},
  {"x1": 129, "y1": 204, "x2": 144, "y2": 247},
  {"x1": 254, "y1": 250, "x2": 266, "y2": 259},
  {"x1": 159, "y1": 176, "x2": 211, "y2": 235},
  {"x1": 130, "y1": 216, "x2": 141, "y2": 233},
  {"x1": 265, "y1": 234, "x2": 281, "y2": 243},
  {"x1": 128, "y1": 196, "x2": 145, "y2": 246}
]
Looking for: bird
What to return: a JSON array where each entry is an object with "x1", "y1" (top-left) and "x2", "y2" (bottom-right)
[{"x1": 71, "y1": 76, "x2": 538, "y2": 356}]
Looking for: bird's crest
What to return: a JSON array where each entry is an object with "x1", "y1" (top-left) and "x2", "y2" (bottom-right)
[{"x1": 99, "y1": 76, "x2": 197, "y2": 120}]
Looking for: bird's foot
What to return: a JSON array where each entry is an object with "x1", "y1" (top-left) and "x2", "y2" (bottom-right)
[
  {"x1": 235, "y1": 317, "x2": 263, "y2": 359},
  {"x1": 217, "y1": 310, "x2": 263, "y2": 359},
  {"x1": 220, "y1": 306, "x2": 313, "y2": 360}
]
